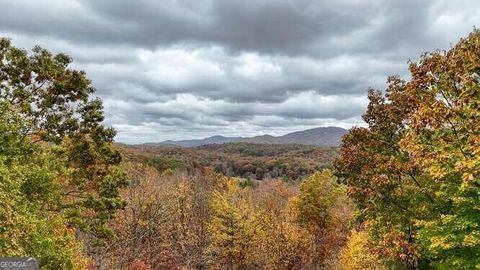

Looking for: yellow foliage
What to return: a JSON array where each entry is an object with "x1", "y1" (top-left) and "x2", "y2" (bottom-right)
[{"x1": 337, "y1": 230, "x2": 387, "y2": 270}]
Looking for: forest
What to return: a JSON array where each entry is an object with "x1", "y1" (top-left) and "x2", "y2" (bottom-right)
[
  {"x1": 116, "y1": 143, "x2": 336, "y2": 181},
  {"x1": 0, "y1": 30, "x2": 479, "y2": 269}
]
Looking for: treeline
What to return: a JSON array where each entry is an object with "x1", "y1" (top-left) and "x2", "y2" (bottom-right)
[{"x1": 118, "y1": 143, "x2": 336, "y2": 181}]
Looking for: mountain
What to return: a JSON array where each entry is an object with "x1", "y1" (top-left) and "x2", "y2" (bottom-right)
[
  {"x1": 277, "y1": 126, "x2": 347, "y2": 145},
  {"x1": 155, "y1": 135, "x2": 240, "y2": 147},
  {"x1": 152, "y1": 127, "x2": 347, "y2": 147}
]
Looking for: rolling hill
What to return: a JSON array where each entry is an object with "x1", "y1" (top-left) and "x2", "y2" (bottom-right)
[{"x1": 151, "y1": 126, "x2": 347, "y2": 147}]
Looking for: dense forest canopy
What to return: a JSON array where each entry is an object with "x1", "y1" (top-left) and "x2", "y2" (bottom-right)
[
  {"x1": 0, "y1": 30, "x2": 479, "y2": 269},
  {"x1": 117, "y1": 143, "x2": 336, "y2": 181}
]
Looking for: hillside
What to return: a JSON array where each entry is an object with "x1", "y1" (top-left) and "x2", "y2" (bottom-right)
[
  {"x1": 116, "y1": 142, "x2": 337, "y2": 181},
  {"x1": 158, "y1": 135, "x2": 241, "y2": 147},
  {"x1": 153, "y1": 126, "x2": 347, "y2": 147}
]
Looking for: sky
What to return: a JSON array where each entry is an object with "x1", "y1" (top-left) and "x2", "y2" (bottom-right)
[{"x1": 0, "y1": 0, "x2": 479, "y2": 143}]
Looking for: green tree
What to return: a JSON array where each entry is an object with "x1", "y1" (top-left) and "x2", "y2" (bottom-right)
[
  {"x1": 0, "y1": 102, "x2": 87, "y2": 268},
  {"x1": 0, "y1": 38, "x2": 127, "y2": 267}
]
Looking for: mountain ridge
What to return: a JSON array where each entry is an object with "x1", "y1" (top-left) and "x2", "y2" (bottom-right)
[{"x1": 146, "y1": 126, "x2": 347, "y2": 147}]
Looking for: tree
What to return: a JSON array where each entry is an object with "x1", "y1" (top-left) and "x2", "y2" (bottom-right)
[
  {"x1": 0, "y1": 37, "x2": 127, "y2": 266},
  {"x1": 207, "y1": 178, "x2": 259, "y2": 269},
  {"x1": 337, "y1": 229, "x2": 387, "y2": 270},
  {"x1": 399, "y1": 30, "x2": 480, "y2": 268},
  {"x1": 335, "y1": 30, "x2": 480, "y2": 269},
  {"x1": 98, "y1": 166, "x2": 224, "y2": 269},
  {"x1": 295, "y1": 170, "x2": 353, "y2": 268},
  {"x1": 0, "y1": 102, "x2": 87, "y2": 268},
  {"x1": 250, "y1": 179, "x2": 313, "y2": 269},
  {"x1": 333, "y1": 80, "x2": 426, "y2": 268}
]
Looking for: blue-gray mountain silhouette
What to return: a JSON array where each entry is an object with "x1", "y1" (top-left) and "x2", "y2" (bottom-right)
[{"x1": 156, "y1": 127, "x2": 347, "y2": 147}]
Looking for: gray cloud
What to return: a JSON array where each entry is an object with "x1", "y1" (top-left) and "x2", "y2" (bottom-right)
[{"x1": 0, "y1": 0, "x2": 478, "y2": 143}]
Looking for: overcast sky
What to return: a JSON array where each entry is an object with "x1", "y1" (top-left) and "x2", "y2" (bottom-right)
[{"x1": 0, "y1": 0, "x2": 478, "y2": 143}]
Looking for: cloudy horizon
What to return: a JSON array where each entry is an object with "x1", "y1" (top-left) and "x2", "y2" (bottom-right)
[{"x1": 0, "y1": 0, "x2": 478, "y2": 143}]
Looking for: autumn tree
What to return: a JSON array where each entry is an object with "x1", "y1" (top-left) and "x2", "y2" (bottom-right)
[
  {"x1": 98, "y1": 166, "x2": 224, "y2": 269},
  {"x1": 399, "y1": 30, "x2": 480, "y2": 268},
  {"x1": 207, "y1": 178, "x2": 259, "y2": 269},
  {"x1": 295, "y1": 170, "x2": 353, "y2": 268},
  {"x1": 334, "y1": 79, "x2": 426, "y2": 268},
  {"x1": 335, "y1": 30, "x2": 480, "y2": 269},
  {"x1": 208, "y1": 176, "x2": 318, "y2": 269},
  {"x1": 251, "y1": 179, "x2": 313, "y2": 269},
  {"x1": 337, "y1": 229, "x2": 387, "y2": 270}
]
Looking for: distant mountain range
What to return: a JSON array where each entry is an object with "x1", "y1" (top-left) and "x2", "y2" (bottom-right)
[{"x1": 151, "y1": 127, "x2": 347, "y2": 147}]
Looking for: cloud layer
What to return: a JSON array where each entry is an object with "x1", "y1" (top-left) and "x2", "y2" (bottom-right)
[{"x1": 0, "y1": 0, "x2": 478, "y2": 143}]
